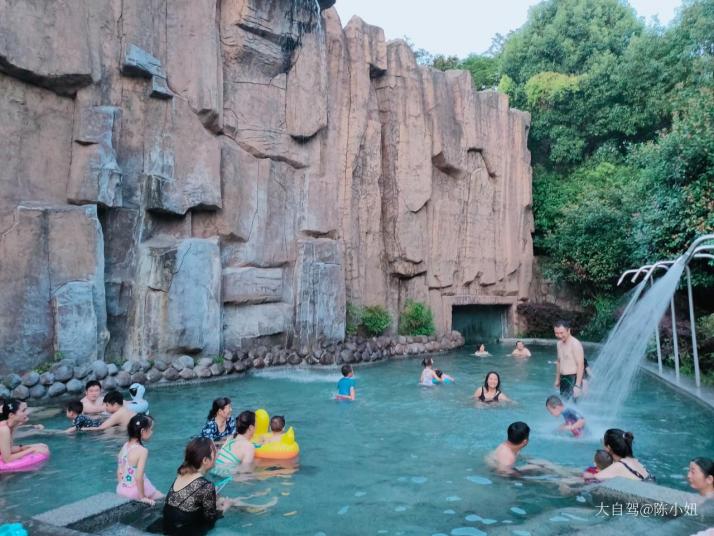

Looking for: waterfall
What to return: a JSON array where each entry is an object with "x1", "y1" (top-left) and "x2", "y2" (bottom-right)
[{"x1": 581, "y1": 257, "x2": 686, "y2": 421}]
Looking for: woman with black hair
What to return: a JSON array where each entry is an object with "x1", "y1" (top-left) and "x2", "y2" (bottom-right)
[
  {"x1": 0, "y1": 398, "x2": 49, "y2": 465},
  {"x1": 199, "y1": 397, "x2": 235, "y2": 444},
  {"x1": 162, "y1": 437, "x2": 223, "y2": 535},
  {"x1": 473, "y1": 371, "x2": 512, "y2": 405},
  {"x1": 595, "y1": 428, "x2": 653, "y2": 481},
  {"x1": 687, "y1": 457, "x2": 714, "y2": 499},
  {"x1": 212, "y1": 411, "x2": 256, "y2": 476}
]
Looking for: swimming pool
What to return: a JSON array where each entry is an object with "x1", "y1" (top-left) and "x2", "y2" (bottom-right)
[{"x1": 2, "y1": 344, "x2": 713, "y2": 534}]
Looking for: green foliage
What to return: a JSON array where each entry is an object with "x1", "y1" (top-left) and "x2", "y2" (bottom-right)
[
  {"x1": 398, "y1": 300, "x2": 436, "y2": 336},
  {"x1": 580, "y1": 295, "x2": 621, "y2": 340},
  {"x1": 498, "y1": 74, "x2": 515, "y2": 97},
  {"x1": 459, "y1": 54, "x2": 500, "y2": 89},
  {"x1": 213, "y1": 355, "x2": 224, "y2": 366},
  {"x1": 361, "y1": 305, "x2": 392, "y2": 336},
  {"x1": 524, "y1": 71, "x2": 581, "y2": 108},
  {"x1": 432, "y1": 54, "x2": 461, "y2": 71},
  {"x1": 346, "y1": 303, "x2": 363, "y2": 336},
  {"x1": 697, "y1": 313, "x2": 714, "y2": 340}
]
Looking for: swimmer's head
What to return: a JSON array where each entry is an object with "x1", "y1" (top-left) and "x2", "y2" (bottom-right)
[
  {"x1": 208, "y1": 397, "x2": 232, "y2": 421},
  {"x1": 270, "y1": 415, "x2": 286, "y2": 433},
  {"x1": 421, "y1": 357, "x2": 433, "y2": 368},
  {"x1": 484, "y1": 371, "x2": 501, "y2": 391},
  {"x1": 516, "y1": 341, "x2": 525, "y2": 350},
  {"x1": 553, "y1": 319, "x2": 571, "y2": 341},
  {"x1": 65, "y1": 400, "x2": 84, "y2": 419},
  {"x1": 688, "y1": 457, "x2": 714, "y2": 495},
  {"x1": 341, "y1": 364, "x2": 353, "y2": 377},
  {"x1": 103, "y1": 390, "x2": 124, "y2": 412},
  {"x1": 84, "y1": 380, "x2": 102, "y2": 401},
  {"x1": 478, "y1": 344, "x2": 486, "y2": 352},
  {"x1": 435, "y1": 369, "x2": 443, "y2": 378},
  {"x1": 507, "y1": 421, "x2": 530, "y2": 447},
  {"x1": 128, "y1": 414, "x2": 154, "y2": 444},
  {"x1": 594, "y1": 449, "x2": 613, "y2": 470},
  {"x1": 603, "y1": 429, "x2": 634, "y2": 458},
  {"x1": 178, "y1": 437, "x2": 216, "y2": 475},
  {"x1": 234, "y1": 410, "x2": 256, "y2": 438},
  {"x1": 545, "y1": 395, "x2": 564, "y2": 416}
]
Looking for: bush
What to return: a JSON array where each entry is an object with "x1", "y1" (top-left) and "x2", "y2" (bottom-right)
[
  {"x1": 346, "y1": 303, "x2": 363, "y2": 336},
  {"x1": 516, "y1": 303, "x2": 590, "y2": 338},
  {"x1": 398, "y1": 300, "x2": 436, "y2": 336},
  {"x1": 361, "y1": 305, "x2": 391, "y2": 336}
]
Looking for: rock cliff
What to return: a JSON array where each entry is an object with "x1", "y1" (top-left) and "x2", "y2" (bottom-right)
[{"x1": 0, "y1": 0, "x2": 532, "y2": 373}]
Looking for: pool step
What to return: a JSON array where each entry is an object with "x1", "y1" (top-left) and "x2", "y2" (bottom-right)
[{"x1": 95, "y1": 523, "x2": 152, "y2": 536}]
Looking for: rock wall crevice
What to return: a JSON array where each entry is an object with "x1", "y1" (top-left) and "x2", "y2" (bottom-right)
[{"x1": 0, "y1": 0, "x2": 532, "y2": 373}]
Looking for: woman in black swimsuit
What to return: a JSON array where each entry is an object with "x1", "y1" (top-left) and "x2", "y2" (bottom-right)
[
  {"x1": 473, "y1": 371, "x2": 511, "y2": 404},
  {"x1": 594, "y1": 428, "x2": 654, "y2": 482}
]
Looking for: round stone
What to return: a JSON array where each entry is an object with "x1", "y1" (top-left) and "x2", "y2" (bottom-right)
[
  {"x1": 102, "y1": 376, "x2": 118, "y2": 391},
  {"x1": 130, "y1": 372, "x2": 147, "y2": 385},
  {"x1": 92, "y1": 360, "x2": 109, "y2": 380},
  {"x1": 4, "y1": 373, "x2": 22, "y2": 389},
  {"x1": 21, "y1": 371, "x2": 40, "y2": 387},
  {"x1": 162, "y1": 367, "x2": 179, "y2": 381},
  {"x1": 139, "y1": 359, "x2": 152, "y2": 372},
  {"x1": 66, "y1": 378, "x2": 84, "y2": 394},
  {"x1": 116, "y1": 371, "x2": 132, "y2": 388},
  {"x1": 48, "y1": 382, "x2": 67, "y2": 397},
  {"x1": 153, "y1": 359, "x2": 168, "y2": 372},
  {"x1": 107, "y1": 363, "x2": 119, "y2": 376},
  {"x1": 73, "y1": 365, "x2": 90, "y2": 380},
  {"x1": 195, "y1": 366, "x2": 212, "y2": 379},
  {"x1": 209, "y1": 363, "x2": 224, "y2": 376},
  {"x1": 53, "y1": 365, "x2": 73, "y2": 382},
  {"x1": 146, "y1": 368, "x2": 162, "y2": 383},
  {"x1": 0, "y1": 385, "x2": 10, "y2": 399},
  {"x1": 11, "y1": 385, "x2": 29, "y2": 400},
  {"x1": 197, "y1": 357, "x2": 213, "y2": 368},
  {"x1": 39, "y1": 372, "x2": 55, "y2": 386},
  {"x1": 179, "y1": 368, "x2": 196, "y2": 380},
  {"x1": 29, "y1": 384, "x2": 47, "y2": 399}
]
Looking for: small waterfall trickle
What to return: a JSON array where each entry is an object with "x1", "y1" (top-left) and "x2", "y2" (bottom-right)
[{"x1": 581, "y1": 257, "x2": 687, "y2": 421}]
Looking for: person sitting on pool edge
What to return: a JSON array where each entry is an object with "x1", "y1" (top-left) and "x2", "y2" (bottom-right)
[
  {"x1": 336, "y1": 365, "x2": 356, "y2": 400},
  {"x1": 545, "y1": 395, "x2": 585, "y2": 437},
  {"x1": 487, "y1": 421, "x2": 530, "y2": 475},
  {"x1": 473, "y1": 344, "x2": 491, "y2": 357},
  {"x1": 86, "y1": 390, "x2": 136, "y2": 432},
  {"x1": 687, "y1": 457, "x2": 714, "y2": 500},
  {"x1": 473, "y1": 371, "x2": 511, "y2": 404},
  {"x1": 511, "y1": 341, "x2": 531, "y2": 358}
]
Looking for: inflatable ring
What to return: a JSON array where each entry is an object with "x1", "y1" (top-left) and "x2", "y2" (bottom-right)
[
  {"x1": 253, "y1": 409, "x2": 300, "y2": 460},
  {"x1": 432, "y1": 378, "x2": 453, "y2": 385},
  {"x1": 0, "y1": 451, "x2": 49, "y2": 473}
]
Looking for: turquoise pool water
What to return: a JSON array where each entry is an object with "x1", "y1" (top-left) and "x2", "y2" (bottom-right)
[{"x1": 2, "y1": 345, "x2": 713, "y2": 535}]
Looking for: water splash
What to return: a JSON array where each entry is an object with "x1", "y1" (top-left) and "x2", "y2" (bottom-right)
[{"x1": 582, "y1": 257, "x2": 686, "y2": 421}]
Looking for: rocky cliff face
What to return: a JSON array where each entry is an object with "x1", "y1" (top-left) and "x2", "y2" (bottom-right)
[{"x1": 0, "y1": 0, "x2": 532, "y2": 373}]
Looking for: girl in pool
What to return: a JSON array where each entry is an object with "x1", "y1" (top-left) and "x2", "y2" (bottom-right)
[
  {"x1": 212, "y1": 411, "x2": 256, "y2": 476},
  {"x1": 473, "y1": 344, "x2": 491, "y2": 357},
  {"x1": 419, "y1": 357, "x2": 439, "y2": 386},
  {"x1": 116, "y1": 414, "x2": 163, "y2": 505},
  {"x1": 473, "y1": 371, "x2": 511, "y2": 405},
  {"x1": 594, "y1": 429, "x2": 653, "y2": 482},
  {"x1": 0, "y1": 398, "x2": 49, "y2": 465},
  {"x1": 687, "y1": 457, "x2": 714, "y2": 499}
]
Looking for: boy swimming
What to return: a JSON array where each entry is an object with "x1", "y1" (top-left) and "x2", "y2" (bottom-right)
[
  {"x1": 433, "y1": 370, "x2": 454, "y2": 384},
  {"x1": 545, "y1": 395, "x2": 585, "y2": 437},
  {"x1": 64, "y1": 400, "x2": 102, "y2": 433},
  {"x1": 336, "y1": 365, "x2": 356, "y2": 400}
]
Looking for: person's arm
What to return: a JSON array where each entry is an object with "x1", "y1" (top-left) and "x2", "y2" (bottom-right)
[
  {"x1": 499, "y1": 392, "x2": 511, "y2": 402},
  {"x1": 569, "y1": 418, "x2": 586, "y2": 432},
  {"x1": 348, "y1": 386, "x2": 356, "y2": 400},
  {"x1": 89, "y1": 411, "x2": 120, "y2": 431},
  {"x1": 525, "y1": 349, "x2": 531, "y2": 357},
  {"x1": 554, "y1": 359, "x2": 560, "y2": 387},
  {"x1": 473, "y1": 387, "x2": 483, "y2": 399},
  {"x1": 574, "y1": 343, "x2": 585, "y2": 396},
  {"x1": 133, "y1": 447, "x2": 154, "y2": 504},
  {"x1": 201, "y1": 482, "x2": 221, "y2": 521}
]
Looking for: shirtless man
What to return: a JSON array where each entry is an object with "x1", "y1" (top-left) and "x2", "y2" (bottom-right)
[
  {"x1": 80, "y1": 380, "x2": 105, "y2": 416},
  {"x1": 511, "y1": 340, "x2": 531, "y2": 358},
  {"x1": 553, "y1": 320, "x2": 584, "y2": 401},
  {"x1": 86, "y1": 391, "x2": 135, "y2": 432},
  {"x1": 487, "y1": 421, "x2": 530, "y2": 475}
]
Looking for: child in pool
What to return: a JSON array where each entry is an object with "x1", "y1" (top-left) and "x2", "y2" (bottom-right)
[
  {"x1": 80, "y1": 380, "x2": 105, "y2": 416},
  {"x1": 419, "y1": 357, "x2": 439, "y2": 386},
  {"x1": 583, "y1": 449, "x2": 613, "y2": 481},
  {"x1": 545, "y1": 395, "x2": 585, "y2": 437},
  {"x1": 116, "y1": 414, "x2": 163, "y2": 505},
  {"x1": 64, "y1": 400, "x2": 102, "y2": 433},
  {"x1": 258, "y1": 416, "x2": 286, "y2": 444},
  {"x1": 433, "y1": 370, "x2": 455, "y2": 384},
  {"x1": 336, "y1": 365, "x2": 356, "y2": 400},
  {"x1": 473, "y1": 344, "x2": 491, "y2": 357}
]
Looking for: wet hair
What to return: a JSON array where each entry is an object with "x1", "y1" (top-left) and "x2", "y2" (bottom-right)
[
  {"x1": 234, "y1": 410, "x2": 256, "y2": 437},
  {"x1": 208, "y1": 397, "x2": 231, "y2": 420},
  {"x1": 483, "y1": 371, "x2": 501, "y2": 391},
  {"x1": 604, "y1": 428, "x2": 634, "y2": 458},
  {"x1": 127, "y1": 414, "x2": 153, "y2": 444},
  {"x1": 177, "y1": 437, "x2": 216, "y2": 475},
  {"x1": 516, "y1": 340, "x2": 523, "y2": 345},
  {"x1": 0, "y1": 398, "x2": 22, "y2": 421},
  {"x1": 507, "y1": 421, "x2": 530, "y2": 444},
  {"x1": 66, "y1": 400, "x2": 84, "y2": 415},
  {"x1": 595, "y1": 449, "x2": 613, "y2": 470},
  {"x1": 422, "y1": 357, "x2": 433, "y2": 368},
  {"x1": 270, "y1": 415, "x2": 286, "y2": 432},
  {"x1": 103, "y1": 390, "x2": 124, "y2": 406},
  {"x1": 341, "y1": 364, "x2": 353, "y2": 377},
  {"x1": 553, "y1": 319, "x2": 571, "y2": 329},
  {"x1": 691, "y1": 457, "x2": 714, "y2": 479},
  {"x1": 545, "y1": 395, "x2": 563, "y2": 408},
  {"x1": 435, "y1": 369, "x2": 444, "y2": 378},
  {"x1": 85, "y1": 380, "x2": 101, "y2": 392}
]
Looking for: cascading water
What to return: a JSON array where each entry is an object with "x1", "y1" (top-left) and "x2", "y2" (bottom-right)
[{"x1": 581, "y1": 257, "x2": 687, "y2": 422}]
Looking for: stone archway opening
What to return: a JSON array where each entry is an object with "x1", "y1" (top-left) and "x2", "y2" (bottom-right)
[{"x1": 451, "y1": 304, "x2": 509, "y2": 345}]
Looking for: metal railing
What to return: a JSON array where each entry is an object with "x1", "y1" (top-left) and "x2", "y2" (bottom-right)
[{"x1": 617, "y1": 234, "x2": 714, "y2": 388}]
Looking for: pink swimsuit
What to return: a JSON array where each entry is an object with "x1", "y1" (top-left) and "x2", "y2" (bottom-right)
[{"x1": 116, "y1": 442, "x2": 160, "y2": 500}]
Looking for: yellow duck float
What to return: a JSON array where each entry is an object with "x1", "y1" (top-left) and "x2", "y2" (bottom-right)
[{"x1": 253, "y1": 409, "x2": 300, "y2": 460}]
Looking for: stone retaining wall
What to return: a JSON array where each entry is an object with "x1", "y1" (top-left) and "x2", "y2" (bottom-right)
[{"x1": 0, "y1": 332, "x2": 465, "y2": 402}]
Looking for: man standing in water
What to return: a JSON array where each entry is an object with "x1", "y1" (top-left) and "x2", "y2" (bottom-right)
[{"x1": 553, "y1": 320, "x2": 585, "y2": 401}]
